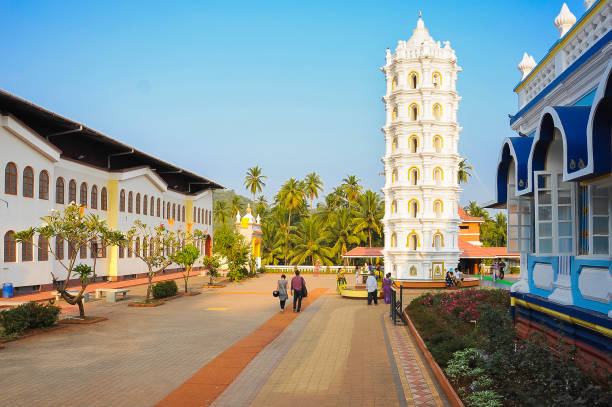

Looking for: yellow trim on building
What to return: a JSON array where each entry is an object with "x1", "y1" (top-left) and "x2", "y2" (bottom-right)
[
  {"x1": 185, "y1": 199, "x2": 193, "y2": 224},
  {"x1": 514, "y1": 298, "x2": 612, "y2": 338},
  {"x1": 408, "y1": 71, "x2": 420, "y2": 88},
  {"x1": 432, "y1": 71, "x2": 442, "y2": 87},
  {"x1": 514, "y1": 0, "x2": 606, "y2": 92},
  {"x1": 106, "y1": 179, "x2": 119, "y2": 280}
]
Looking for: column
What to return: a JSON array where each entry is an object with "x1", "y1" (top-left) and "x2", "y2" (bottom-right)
[{"x1": 106, "y1": 179, "x2": 119, "y2": 281}]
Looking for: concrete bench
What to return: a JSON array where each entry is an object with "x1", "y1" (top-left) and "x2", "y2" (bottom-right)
[
  {"x1": 95, "y1": 288, "x2": 130, "y2": 303},
  {"x1": 53, "y1": 290, "x2": 90, "y2": 303}
]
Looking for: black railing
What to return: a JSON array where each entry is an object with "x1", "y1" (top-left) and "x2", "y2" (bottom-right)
[{"x1": 389, "y1": 285, "x2": 406, "y2": 325}]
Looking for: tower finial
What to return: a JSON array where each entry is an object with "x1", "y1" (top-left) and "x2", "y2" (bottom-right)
[{"x1": 419, "y1": 11, "x2": 422, "y2": 18}]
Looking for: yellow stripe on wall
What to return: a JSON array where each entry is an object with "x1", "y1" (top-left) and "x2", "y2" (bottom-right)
[{"x1": 106, "y1": 179, "x2": 119, "y2": 280}]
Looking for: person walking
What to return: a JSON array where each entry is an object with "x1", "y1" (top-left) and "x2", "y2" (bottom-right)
[
  {"x1": 355, "y1": 266, "x2": 360, "y2": 287},
  {"x1": 499, "y1": 260, "x2": 506, "y2": 280},
  {"x1": 277, "y1": 274, "x2": 288, "y2": 312},
  {"x1": 366, "y1": 271, "x2": 378, "y2": 305},
  {"x1": 382, "y1": 273, "x2": 392, "y2": 304},
  {"x1": 291, "y1": 269, "x2": 305, "y2": 313}
]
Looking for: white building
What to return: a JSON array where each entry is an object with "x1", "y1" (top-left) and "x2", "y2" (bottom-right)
[
  {"x1": 381, "y1": 16, "x2": 462, "y2": 280},
  {"x1": 1, "y1": 90, "x2": 222, "y2": 293}
]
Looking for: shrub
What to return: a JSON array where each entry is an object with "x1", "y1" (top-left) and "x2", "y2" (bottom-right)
[
  {"x1": 509, "y1": 266, "x2": 520, "y2": 274},
  {"x1": 0, "y1": 301, "x2": 60, "y2": 336},
  {"x1": 152, "y1": 280, "x2": 178, "y2": 299}
]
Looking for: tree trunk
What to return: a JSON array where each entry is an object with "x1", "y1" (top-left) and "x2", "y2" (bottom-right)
[
  {"x1": 77, "y1": 298, "x2": 85, "y2": 318},
  {"x1": 146, "y1": 271, "x2": 153, "y2": 302},
  {"x1": 184, "y1": 267, "x2": 190, "y2": 293},
  {"x1": 368, "y1": 229, "x2": 372, "y2": 248},
  {"x1": 285, "y1": 209, "x2": 292, "y2": 265}
]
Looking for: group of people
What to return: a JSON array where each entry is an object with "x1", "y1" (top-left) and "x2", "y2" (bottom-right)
[
  {"x1": 274, "y1": 267, "x2": 307, "y2": 313},
  {"x1": 445, "y1": 268, "x2": 463, "y2": 287}
]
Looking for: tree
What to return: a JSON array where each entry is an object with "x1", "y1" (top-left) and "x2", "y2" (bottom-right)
[
  {"x1": 352, "y1": 190, "x2": 384, "y2": 247},
  {"x1": 277, "y1": 178, "x2": 305, "y2": 264},
  {"x1": 170, "y1": 244, "x2": 200, "y2": 293},
  {"x1": 127, "y1": 220, "x2": 176, "y2": 302},
  {"x1": 213, "y1": 226, "x2": 250, "y2": 281},
  {"x1": 14, "y1": 204, "x2": 125, "y2": 317},
  {"x1": 290, "y1": 216, "x2": 333, "y2": 266},
  {"x1": 201, "y1": 254, "x2": 221, "y2": 285},
  {"x1": 255, "y1": 195, "x2": 268, "y2": 219},
  {"x1": 325, "y1": 209, "x2": 361, "y2": 265},
  {"x1": 244, "y1": 166, "x2": 267, "y2": 201},
  {"x1": 214, "y1": 200, "x2": 230, "y2": 226},
  {"x1": 341, "y1": 175, "x2": 362, "y2": 203},
  {"x1": 465, "y1": 201, "x2": 488, "y2": 219},
  {"x1": 458, "y1": 158, "x2": 473, "y2": 185},
  {"x1": 304, "y1": 172, "x2": 323, "y2": 213},
  {"x1": 230, "y1": 194, "x2": 244, "y2": 219}
]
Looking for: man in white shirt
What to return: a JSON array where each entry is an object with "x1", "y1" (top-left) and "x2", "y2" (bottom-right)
[{"x1": 366, "y1": 271, "x2": 378, "y2": 305}]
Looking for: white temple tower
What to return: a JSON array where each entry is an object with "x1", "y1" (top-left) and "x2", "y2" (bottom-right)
[{"x1": 381, "y1": 15, "x2": 462, "y2": 280}]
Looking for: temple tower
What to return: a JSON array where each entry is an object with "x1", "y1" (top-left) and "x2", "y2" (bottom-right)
[
  {"x1": 381, "y1": 15, "x2": 462, "y2": 280},
  {"x1": 235, "y1": 204, "x2": 263, "y2": 269}
]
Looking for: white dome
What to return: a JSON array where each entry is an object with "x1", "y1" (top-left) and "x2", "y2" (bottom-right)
[
  {"x1": 554, "y1": 3, "x2": 576, "y2": 38},
  {"x1": 406, "y1": 17, "x2": 435, "y2": 47},
  {"x1": 518, "y1": 52, "x2": 537, "y2": 79}
]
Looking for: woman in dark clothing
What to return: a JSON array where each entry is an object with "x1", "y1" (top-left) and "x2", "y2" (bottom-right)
[
  {"x1": 445, "y1": 271, "x2": 454, "y2": 287},
  {"x1": 382, "y1": 273, "x2": 392, "y2": 304}
]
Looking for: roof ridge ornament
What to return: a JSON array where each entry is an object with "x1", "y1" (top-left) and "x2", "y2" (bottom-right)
[
  {"x1": 518, "y1": 52, "x2": 537, "y2": 80},
  {"x1": 554, "y1": 3, "x2": 577, "y2": 38}
]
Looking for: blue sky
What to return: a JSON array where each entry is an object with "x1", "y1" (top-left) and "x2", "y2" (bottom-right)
[{"x1": 0, "y1": 0, "x2": 591, "y2": 205}]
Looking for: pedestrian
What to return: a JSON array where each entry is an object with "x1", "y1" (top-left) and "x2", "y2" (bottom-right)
[
  {"x1": 355, "y1": 266, "x2": 360, "y2": 287},
  {"x1": 276, "y1": 274, "x2": 288, "y2": 312},
  {"x1": 445, "y1": 271, "x2": 454, "y2": 287},
  {"x1": 366, "y1": 271, "x2": 378, "y2": 305},
  {"x1": 492, "y1": 260, "x2": 499, "y2": 281},
  {"x1": 499, "y1": 260, "x2": 506, "y2": 280},
  {"x1": 291, "y1": 268, "x2": 305, "y2": 313},
  {"x1": 382, "y1": 273, "x2": 392, "y2": 304}
]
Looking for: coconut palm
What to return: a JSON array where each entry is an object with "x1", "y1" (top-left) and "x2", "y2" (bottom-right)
[
  {"x1": 261, "y1": 219, "x2": 283, "y2": 265},
  {"x1": 464, "y1": 201, "x2": 488, "y2": 219},
  {"x1": 290, "y1": 216, "x2": 333, "y2": 266},
  {"x1": 325, "y1": 209, "x2": 361, "y2": 265},
  {"x1": 244, "y1": 166, "x2": 267, "y2": 201},
  {"x1": 255, "y1": 195, "x2": 268, "y2": 219},
  {"x1": 341, "y1": 175, "x2": 362, "y2": 203},
  {"x1": 326, "y1": 186, "x2": 347, "y2": 211},
  {"x1": 277, "y1": 178, "x2": 305, "y2": 264},
  {"x1": 352, "y1": 190, "x2": 384, "y2": 247},
  {"x1": 230, "y1": 194, "x2": 243, "y2": 219},
  {"x1": 458, "y1": 158, "x2": 473, "y2": 185},
  {"x1": 214, "y1": 200, "x2": 230, "y2": 225},
  {"x1": 304, "y1": 172, "x2": 324, "y2": 213}
]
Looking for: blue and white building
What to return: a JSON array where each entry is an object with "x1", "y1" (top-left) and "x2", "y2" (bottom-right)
[{"x1": 491, "y1": 0, "x2": 612, "y2": 367}]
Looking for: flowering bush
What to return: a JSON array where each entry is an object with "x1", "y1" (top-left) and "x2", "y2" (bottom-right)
[
  {"x1": 0, "y1": 302, "x2": 60, "y2": 336},
  {"x1": 417, "y1": 289, "x2": 509, "y2": 323}
]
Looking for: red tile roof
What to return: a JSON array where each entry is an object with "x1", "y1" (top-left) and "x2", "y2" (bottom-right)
[
  {"x1": 343, "y1": 247, "x2": 383, "y2": 258},
  {"x1": 458, "y1": 206, "x2": 484, "y2": 222},
  {"x1": 458, "y1": 239, "x2": 519, "y2": 259}
]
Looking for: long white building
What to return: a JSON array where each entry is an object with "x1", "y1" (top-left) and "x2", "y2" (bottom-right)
[
  {"x1": 381, "y1": 16, "x2": 462, "y2": 280},
  {"x1": 1, "y1": 90, "x2": 222, "y2": 293}
]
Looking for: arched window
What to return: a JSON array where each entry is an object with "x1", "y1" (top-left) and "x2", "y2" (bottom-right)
[
  {"x1": 118, "y1": 244, "x2": 125, "y2": 259},
  {"x1": 79, "y1": 182, "x2": 87, "y2": 206},
  {"x1": 433, "y1": 103, "x2": 442, "y2": 120},
  {"x1": 182, "y1": 206, "x2": 185, "y2": 222},
  {"x1": 119, "y1": 189, "x2": 126, "y2": 212},
  {"x1": 392, "y1": 137, "x2": 398, "y2": 152},
  {"x1": 391, "y1": 200, "x2": 397, "y2": 214},
  {"x1": 68, "y1": 180, "x2": 77, "y2": 203},
  {"x1": 4, "y1": 231, "x2": 16, "y2": 262},
  {"x1": 432, "y1": 72, "x2": 441, "y2": 88},
  {"x1": 408, "y1": 233, "x2": 419, "y2": 250},
  {"x1": 434, "y1": 167, "x2": 444, "y2": 184},
  {"x1": 135, "y1": 237, "x2": 140, "y2": 257},
  {"x1": 56, "y1": 177, "x2": 65, "y2": 204},
  {"x1": 392, "y1": 169, "x2": 398, "y2": 184},
  {"x1": 409, "y1": 199, "x2": 419, "y2": 218},
  {"x1": 409, "y1": 167, "x2": 419, "y2": 185},
  {"x1": 23, "y1": 166, "x2": 34, "y2": 198},
  {"x1": 392, "y1": 76, "x2": 398, "y2": 90},
  {"x1": 128, "y1": 191, "x2": 133, "y2": 213},
  {"x1": 142, "y1": 238, "x2": 148, "y2": 258},
  {"x1": 167, "y1": 202, "x2": 171, "y2": 219},
  {"x1": 391, "y1": 233, "x2": 397, "y2": 248},
  {"x1": 143, "y1": 195, "x2": 148, "y2": 215},
  {"x1": 91, "y1": 185, "x2": 98, "y2": 209},
  {"x1": 150, "y1": 196, "x2": 155, "y2": 216},
  {"x1": 193, "y1": 207, "x2": 197, "y2": 222},
  {"x1": 433, "y1": 135, "x2": 443, "y2": 153},
  {"x1": 38, "y1": 235, "x2": 48, "y2": 261},
  {"x1": 392, "y1": 107, "x2": 398, "y2": 121},
  {"x1": 5, "y1": 162, "x2": 17, "y2": 195},
  {"x1": 136, "y1": 193, "x2": 141, "y2": 214},
  {"x1": 433, "y1": 233, "x2": 444, "y2": 249},
  {"x1": 434, "y1": 200, "x2": 443, "y2": 217},
  {"x1": 409, "y1": 104, "x2": 419, "y2": 121},
  {"x1": 157, "y1": 198, "x2": 161, "y2": 217},
  {"x1": 172, "y1": 203, "x2": 176, "y2": 220},
  {"x1": 409, "y1": 135, "x2": 418, "y2": 153},
  {"x1": 22, "y1": 235, "x2": 33, "y2": 261},
  {"x1": 56, "y1": 237, "x2": 64, "y2": 260},
  {"x1": 101, "y1": 187, "x2": 107, "y2": 210},
  {"x1": 80, "y1": 244, "x2": 87, "y2": 259},
  {"x1": 410, "y1": 266, "x2": 417, "y2": 276},
  {"x1": 127, "y1": 239, "x2": 133, "y2": 257},
  {"x1": 409, "y1": 72, "x2": 418, "y2": 89},
  {"x1": 39, "y1": 170, "x2": 49, "y2": 200}
]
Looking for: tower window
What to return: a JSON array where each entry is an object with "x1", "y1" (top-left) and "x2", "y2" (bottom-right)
[
  {"x1": 409, "y1": 136, "x2": 418, "y2": 153},
  {"x1": 433, "y1": 104, "x2": 442, "y2": 120},
  {"x1": 23, "y1": 166, "x2": 34, "y2": 198},
  {"x1": 433, "y1": 72, "x2": 441, "y2": 88},
  {"x1": 410, "y1": 168, "x2": 419, "y2": 185},
  {"x1": 5, "y1": 162, "x2": 17, "y2": 195},
  {"x1": 434, "y1": 135, "x2": 443, "y2": 153},
  {"x1": 409, "y1": 72, "x2": 418, "y2": 89},
  {"x1": 410, "y1": 104, "x2": 419, "y2": 121},
  {"x1": 392, "y1": 76, "x2": 398, "y2": 90},
  {"x1": 409, "y1": 200, "x2": 419, "y2": 218},
  {"x1": 392, "y1": 107, "x2": 398, "y2": 121},
  {"x1": 392, "y1": 137, "x2": 398, "y2": 152}
]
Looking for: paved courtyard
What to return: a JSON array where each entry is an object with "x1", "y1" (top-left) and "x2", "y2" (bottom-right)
[{"x1": 0, "y1": 274, "x2": 449, "y2": 407}]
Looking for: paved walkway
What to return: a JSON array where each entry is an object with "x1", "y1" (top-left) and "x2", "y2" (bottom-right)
[{"x1": 1, "y1": 274, "x2": 451, "y2": 406}]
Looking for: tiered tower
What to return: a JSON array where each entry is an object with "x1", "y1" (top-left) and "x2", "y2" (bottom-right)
[{"x1": 381, "y1": 15, "x2": 462, "y2": 280}]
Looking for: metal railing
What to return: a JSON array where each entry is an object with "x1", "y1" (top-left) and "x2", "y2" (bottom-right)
[{"x1": 389, "y1": 285, "x2": 406, "y2": 325}]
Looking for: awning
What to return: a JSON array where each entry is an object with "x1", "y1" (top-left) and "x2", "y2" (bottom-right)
[{"x1": 343, "y1": 247, "x2": 383, "y2": 258}]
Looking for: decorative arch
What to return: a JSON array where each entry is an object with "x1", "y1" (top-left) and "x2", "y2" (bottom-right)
[
  {"x1": 408, "y1": 199, "x2": 419, "y2": 218},
  {"x1": 136, "y1": 193, "x2": 141, "y2": 214},
  {"x1": 409, "y1": 134, "x2": 419, "y2": 153},
  {"x1": 408, "y1": 71, "x2": 419, "y2": 89},
  {"x1": 68, "y1": 180, "x2": 77, "y2": 203},
  {"x1": 150, "y1": 196, "x2": 155, "y2": 216},
  {"x1": 433, "y1": 199, "x2": 444, "y2": 217},
  {"x1": 390, "y1": 233, "x2": 397, "y2": 248},
  {"x1": 433, "y1": 231, "x2": 445, "y2": 248},
  {"x1": 143, "y1": 194, "x2": 148, "y2": 215},
  {"x1": 392, "y1": 106, "x2": 398, "y2": 121},
  {"x1": 433, "y1": 135, "x2": 443, "y2": 152},
  {"x1": 120, "y1": 189, "x2": 126, "y2": 212},
  {"x1": 433, "y1": 167, "x2": 444, "y2": 183},
  {"x1": 128, "y1": 191, "x2": 133, "y2": 213},
  {"x1": 409, "y1": 103, "x2": 419, "y2": 121},
  {"x1": 391, "y1": 200, "x2": 397, "y2": 214},
  {"x1": 4, "y1": 231, "x2": 16, "y2": 262},
  {"x1": 101, "y1": 187, "x2": 108, "y2": 211},
  {"x1": 432, "y1": 71, "x2": 442, "y2": 88},
  {"x1": 79, "y1": 182, "x2": 87, "y2": 206},
  {"x1": 432, "y1": 103, "x2": 443, "y2": 120},
  {"x1": 156, "y1": 198, "x2": 161, "y2": 217},
  {"x1": 91, "y1": 185, "x2": 98, "y2": 209},
  {"x1": 392, "y1": 136, "x2": 398, "y2": 152},
  {"x1": 391, "y1": 169, "x2": 398, "y2": 184},
  {"x1": 408, "y1": 166, "x2": 420, "y2": 185},
  {"x1": 23, "y1": 166, "x2": 34, "y2": 198},
  {"x1": 392, "y1": 76, "x2": 398, "y2": 90},
  {"x1": 5, "y1": 162, "x2": 17, "y2": 195},
  {"x1": 55, "y1": 177, "x2": 64, "y2": 204},
  {"x1": 39, "y1": 170, "x2": 49, "y2": 200},
  {"x1": 407, "y1": 231, "x2": 420, "y2": 250}
]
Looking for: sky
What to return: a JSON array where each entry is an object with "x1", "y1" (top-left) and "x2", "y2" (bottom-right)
[{"x1": 0, "y1": 0, "x2": 592, "y2": 206}]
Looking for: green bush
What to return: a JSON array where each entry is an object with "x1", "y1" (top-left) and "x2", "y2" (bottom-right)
[
  {"x1": 0, "y1": 301, "x2": 60, "y2": 336},
  {"x1": 509, "y1": 266, "x2": 520, "y2": 274},
  {"x1": 152, "y1": 280, "x2": 178, "y2": 299}
]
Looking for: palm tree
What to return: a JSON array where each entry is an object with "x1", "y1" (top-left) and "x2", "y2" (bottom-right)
[
  {"x1": 304, "y1": 172, "x2": 324, "y2": 213},
  {"x1": 213, "y1": 200, "x2": 230, "y2": 225},
  {"x1": 268, "y1": 204, "x2": 292, "y2": 263},
  {"x1": 325, "y1": 209, "x2": 361, "y2": 265},
  {"x1": 277, "y1": 178, "x2": 305, "y2": 264},
  {"x1": 290, "y1": 216, "x2": 333, "y2": 266},
  {"x1": 255, "y1": 195, "x2": 268, "y2": 219},
  {"x1": 341, "y1": 175, "x2": 363, "y2": 203},
  {"x1": 230, "y1": 194, "x2": 243, "y2": 219},
  {"x1": 261, "y1": 219, "x2": 283, "y2": 265},
  {"x1": 327, "y1": 186, "x2": 347, "y2": 211},
  {"x1": 352, "y1": 190, "x2": 384, "y2": 247},
  {"x1": 244, "y1": 166, "x2": 267, "y2": 201},
  {"x1": 458, "y1": 158, "x2": 473, "y2": 185},
  {"x1": 464, "y1": 201, "x2": 488, "y2": 219}
]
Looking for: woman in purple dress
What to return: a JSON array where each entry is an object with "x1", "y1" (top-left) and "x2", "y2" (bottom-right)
[{"x1": 382, "y1": 273, "x2": 392, "y2": 304}]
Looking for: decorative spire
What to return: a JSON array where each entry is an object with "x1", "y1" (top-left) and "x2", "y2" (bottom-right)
[
  {"x1": 235, "y1": 211, "x2": 241, "y2": 224},
  {"x1": 246, "y1": 203, "x2": 251, "y2": 214},
  {"x1": 584, "y1": 0, "x2": 596, "y2": 10},
  {"x1": 518, "y1": 52, "x2": 537, "y2": 80},
  {"x1": 554, "y1": 3, "x2": 576, "y2": 38},
  {"x1": 407, "y1": 14, "x2": 434, "y2": 46}
]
